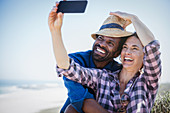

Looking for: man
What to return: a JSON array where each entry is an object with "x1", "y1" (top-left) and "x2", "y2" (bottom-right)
[{"x1": 48, "y1": 3, "x2": 133, "y2": 113}]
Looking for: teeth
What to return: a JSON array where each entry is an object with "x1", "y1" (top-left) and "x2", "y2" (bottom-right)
[
  {"x1": 97, "y1": 48, "x2": 105, "y2": 54},
  {"x1": 124, "y1": 57, "x2": 133, "y2": 61}
]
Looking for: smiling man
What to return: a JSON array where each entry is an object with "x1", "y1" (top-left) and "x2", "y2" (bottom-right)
[
  {"x1": 92, "y1": 35, "x2": 121, "y2": 68},
  {"x1": 48, "y1": 3, "x2": 133, "y2": 113},
  {"x1": 60, "y1": 15, "x2": 133, "y2": 113}
]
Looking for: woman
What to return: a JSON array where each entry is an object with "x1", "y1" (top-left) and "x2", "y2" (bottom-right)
[{"x1": 49, "y1": 6, "x2": 161, "y2": 112}]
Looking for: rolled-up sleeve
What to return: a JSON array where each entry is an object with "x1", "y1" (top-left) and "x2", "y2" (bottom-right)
[
  {"x1": 143, "y1": 40, "x2": 162, "y2": 90},
  {"x1": 56, "y1": 58, "x2": 103, "y2": 90}
]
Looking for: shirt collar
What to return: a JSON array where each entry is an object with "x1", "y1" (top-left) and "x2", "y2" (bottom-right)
[
  {"x1": 90, "y1": 54, "x2": 96, "y2": 68},
  {"x1": 109, "y1": 70, "x2": 140, "y2": 91}
]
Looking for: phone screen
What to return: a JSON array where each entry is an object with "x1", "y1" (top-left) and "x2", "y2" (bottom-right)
[{"x1": 57, "y1": 1, "x2": 88, "y2": 13}]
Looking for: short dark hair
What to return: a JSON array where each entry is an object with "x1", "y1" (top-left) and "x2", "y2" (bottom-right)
[
  {"x1": 131, "y1": 32, "x2": 139, "y2": 38},
  {"x1": 115, "y1": 37, "x2": 128, "y2": 57}
]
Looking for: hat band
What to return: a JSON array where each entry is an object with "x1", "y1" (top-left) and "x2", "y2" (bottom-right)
[{"x1": 99, "y1": 23, "x2": 124, "y2": 31}]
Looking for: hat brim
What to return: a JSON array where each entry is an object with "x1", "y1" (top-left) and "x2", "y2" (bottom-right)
[{"x1": 91, "y1": 28, "x2": 133, "y2": 40}]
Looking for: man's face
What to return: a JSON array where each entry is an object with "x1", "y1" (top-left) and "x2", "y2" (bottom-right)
[{"x1": 92, "y1": 35, "x2": 121, "y2": 62}]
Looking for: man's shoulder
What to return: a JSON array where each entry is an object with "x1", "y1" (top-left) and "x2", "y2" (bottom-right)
[
  {"x1": 68, "y1": 50, "x2": 92, "y2": 66},
  {"x1": 112, "y1": 60, "x2": 122, "y2": 71},
  {"x1": 105, "y1": 59, "x2": 122, "y2": 71},
  {"x1": 69, "y1": 50, "x2": 92, "y2": 58}
]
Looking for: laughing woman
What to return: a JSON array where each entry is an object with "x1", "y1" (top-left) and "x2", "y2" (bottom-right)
[{"x1": 48, "y1": 7, "x2": 161, "y2": 113}]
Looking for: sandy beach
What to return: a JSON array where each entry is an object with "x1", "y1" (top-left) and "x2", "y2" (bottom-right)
[
  {"x1": 0, "y1": 79, "x2": 169, "y2": 113},
  {"x1": 37, "y1": 107, "x2": 61, "y2": 113},
  {"x1": 0, "y1": 85, "x2": 67, "y2": 113}
]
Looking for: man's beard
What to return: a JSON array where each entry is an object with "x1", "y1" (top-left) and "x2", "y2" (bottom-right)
[{"x1": 92, "y1": 45, "x2": 116, "y2": 62}]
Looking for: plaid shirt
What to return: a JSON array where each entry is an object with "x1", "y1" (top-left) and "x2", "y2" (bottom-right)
[{"x1": 56, "y1": 40, "x2": 161, "y2": 113}]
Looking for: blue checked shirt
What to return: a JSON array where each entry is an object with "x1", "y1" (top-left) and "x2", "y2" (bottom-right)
[{"x1": 57, "y1": 40, "x2": 161, "y2": 113}]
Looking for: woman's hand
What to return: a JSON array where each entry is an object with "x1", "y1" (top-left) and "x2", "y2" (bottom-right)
[
  {"x1": 110, "y1": 11, "x2": 135, "y2": 29},
  {"x1": 48, "y1": 2, "x2": 64, "y2": 32},
  {"x1": 110, "y1": 11, "x2": 155, "y2": 46}
]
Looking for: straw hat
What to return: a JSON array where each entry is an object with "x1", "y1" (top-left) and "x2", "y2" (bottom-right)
[{"x1": 91, "y1": 15, "x2": 133, "y2": 40}]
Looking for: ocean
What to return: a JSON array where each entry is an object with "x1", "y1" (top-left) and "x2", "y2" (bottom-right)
[
  {"x1": 0, "y1": 79, "x2": 63, "y2": 94},
  {"x1": 0, "y1": 79, "x2": 67, "y2": 113}
]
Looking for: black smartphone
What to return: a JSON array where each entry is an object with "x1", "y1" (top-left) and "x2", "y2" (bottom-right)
[{"x1": 57, "y1": 1, "x2": 88, "y2": 13}]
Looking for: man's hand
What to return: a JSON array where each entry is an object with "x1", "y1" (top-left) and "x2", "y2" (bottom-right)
[{"x1": 48, "y1": 2, "x2": 64, "y2": 32}]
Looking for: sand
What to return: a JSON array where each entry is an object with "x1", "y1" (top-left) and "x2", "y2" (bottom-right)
[
  {"x1": 0, "y1": 87, "x2": 67, "y2": 113},
  {"x1": 37, "y1": 107, "x2": 62, "y2": 113}
]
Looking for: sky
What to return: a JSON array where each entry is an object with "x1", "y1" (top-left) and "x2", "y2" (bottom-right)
[{"x1": 0, "y1": 0, "x2": 170, "y2": 83}]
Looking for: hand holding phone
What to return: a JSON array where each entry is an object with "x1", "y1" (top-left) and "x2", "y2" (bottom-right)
[{"x1": 57, "y1": 1, "x2": 88, "y2": 13}]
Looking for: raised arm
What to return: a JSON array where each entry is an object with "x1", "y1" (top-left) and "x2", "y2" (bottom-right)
[
  {"x1": 110, "y1": 11, "x2": 155, "y2": 46},
  {"x1": 48, "y1": 3, "x2": 70, "y2": 69}
]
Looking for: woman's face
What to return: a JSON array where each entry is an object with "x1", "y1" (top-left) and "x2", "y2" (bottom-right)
[{"x1": 121, "y1": 36, "x2": 144, "y2": 71}]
